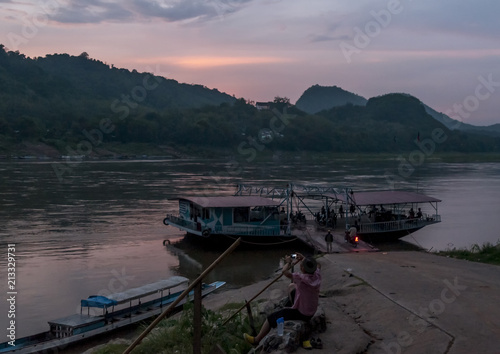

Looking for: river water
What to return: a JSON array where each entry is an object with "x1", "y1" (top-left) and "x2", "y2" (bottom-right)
[{"x1": 0, "y1": 157, "x2": 499, "y2": 339}]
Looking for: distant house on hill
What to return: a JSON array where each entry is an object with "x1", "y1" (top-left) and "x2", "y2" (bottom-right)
[{"x1": 256, "y1": 101, "x2": 272, "y2": 110}]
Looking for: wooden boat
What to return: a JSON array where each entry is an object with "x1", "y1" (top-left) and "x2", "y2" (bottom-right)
[
  {"x1": 163, "y1": 184, "x2": 441, "y2": 242},
  {"x1": 0, "y1": 277, "x2": 225, "y2": 353}
]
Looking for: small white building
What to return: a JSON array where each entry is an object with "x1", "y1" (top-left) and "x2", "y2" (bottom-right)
[{"x1": 255, "y1": 101, "x2": 272, "y2": 110}]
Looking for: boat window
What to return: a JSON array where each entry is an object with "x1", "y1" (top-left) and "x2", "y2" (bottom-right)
[
  {"x1": 234, "y1": 207, "x2": 249, "y2": 223},
  {"x1": 250, "y1": 206, "x2": 264, "y2": 221},
  {"x1": 202, "y1": 208, "x2": 210, "y2": 219}
]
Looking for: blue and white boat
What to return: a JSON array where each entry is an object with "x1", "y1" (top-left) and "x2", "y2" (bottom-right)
[
  {"x1": 0, "y1": 277, "x2": 225, "y2": 353},
  {"x1": 163, "y1": 195, "x2": 285, "y2": 238}
]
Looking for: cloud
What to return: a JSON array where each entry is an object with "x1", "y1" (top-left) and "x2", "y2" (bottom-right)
[
  {"x1": 408, "y1": 0, "x2": 500, "y2": 38},
  {"x1": 43, "y1": 0, "x2": 253, "y2": 24},
  {"x1": 134, "y1": 0, "x2": 252, "y2": 22},
  {"x1": 307, "y1": 34, "x2": 350, "y2": 43},
  {"x1": 52, "y1": 0, "x2": 135, "y2": 24},
  {"x1": 318, "y1": 0, "x2": 500, "y2": 47}
]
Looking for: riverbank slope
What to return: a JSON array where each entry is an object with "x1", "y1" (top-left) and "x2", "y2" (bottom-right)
[{"x1": 202, "y1": 251, "x2": 500, "y2": 353}]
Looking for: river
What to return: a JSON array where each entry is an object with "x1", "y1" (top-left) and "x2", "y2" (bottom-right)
[{"x1": 0, "y1": 157, "x2": 499, "y2": 339}]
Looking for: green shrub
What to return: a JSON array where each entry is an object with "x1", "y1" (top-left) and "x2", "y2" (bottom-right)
[
  {"x1": 95, "y1": 302, "x2": 260, "y2": 354},
  {"x1": 438, "y1": 241, "x2": 500, "y2": 265}
]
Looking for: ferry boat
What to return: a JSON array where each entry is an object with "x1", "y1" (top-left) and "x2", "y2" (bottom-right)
[
  {"x1": 163, "y1": 184, "x2": 441, "y2": 242},
  {"x1": 0, "y1": 277, "x2": 225, "y2": 353}
]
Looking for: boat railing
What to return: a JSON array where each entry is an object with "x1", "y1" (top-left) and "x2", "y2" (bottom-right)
[
  {"x1": 359, "y1": 214, "x2": 441, "y2": 234},
  {"x1": 166, "y1": 214, "x2": 284, "y2": 236}
]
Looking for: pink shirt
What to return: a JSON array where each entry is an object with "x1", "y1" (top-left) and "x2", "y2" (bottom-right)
[{"x1": 291, "y1": 268, "x2": 321, "y2": 316}]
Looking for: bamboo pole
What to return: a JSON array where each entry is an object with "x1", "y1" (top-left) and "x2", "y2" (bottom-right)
[
  {"x1": 193, "y1": 281, "x2": 202, "y2": 354},
  {"x1": 222, "y1": 257, "x2": 300, "y2": 325},
  {"x1": 245, "y1": 300, "x2": 256, "y2": 336},
  {"x1": 123, "y1": 237, "x2": 241, "y2": 354}
]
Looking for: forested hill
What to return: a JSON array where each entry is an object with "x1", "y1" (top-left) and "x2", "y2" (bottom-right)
[
  {"x1": 1, "y1": 45, "x2": 500, "y2": 157},
  {"x1": 34, "y1": 52, "x2": 236, "y2": 109},
  {"x1": 296, "y1": 84, "x2": 500, "y2": 138},
  {"x1": 0, "y1": 45, "x2": 236, "y2": 146}
]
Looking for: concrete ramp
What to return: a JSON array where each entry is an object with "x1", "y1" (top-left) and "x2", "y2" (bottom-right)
[{"x1": 292, "y1": 224, "x2": 378, "y2": 253}]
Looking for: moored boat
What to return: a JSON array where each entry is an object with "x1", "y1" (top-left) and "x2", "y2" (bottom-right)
[
  {"x1": 0, "y1": 277, "x2": 225, "y2": 353},
  {"x1": 163, "y1": 184, "x2": 441, "y2": 243}
]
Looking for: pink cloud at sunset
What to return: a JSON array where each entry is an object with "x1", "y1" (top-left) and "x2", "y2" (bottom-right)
[{"x1": 138, "y1": 55, "x2": 296, "y2": 69}]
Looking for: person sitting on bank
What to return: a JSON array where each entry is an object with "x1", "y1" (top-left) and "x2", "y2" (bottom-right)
[{"x1": 243, "y1": 253, "x2": 321, "y2": 346}]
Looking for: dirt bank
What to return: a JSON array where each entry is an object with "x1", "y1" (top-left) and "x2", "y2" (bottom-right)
[{"x1": 81, "y1": 251, "x2": 500, "y2": 353}]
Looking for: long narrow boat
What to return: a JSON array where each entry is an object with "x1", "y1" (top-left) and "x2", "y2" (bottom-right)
[
  {"x1": 0, "y1": 277, "x2": 225, "y2": 354},
  {"x1": 163, "y1": 184, "x2": 441, "y2": 242}
]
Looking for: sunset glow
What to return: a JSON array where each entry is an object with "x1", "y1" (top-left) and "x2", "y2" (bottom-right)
[{"x1": 157, "y1": 56, "x2": 295, "y2": 69}]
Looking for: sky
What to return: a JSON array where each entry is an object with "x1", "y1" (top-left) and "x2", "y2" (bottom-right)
[{"x1": 1, "y1": 0, "x2": 499, "y2": 126}]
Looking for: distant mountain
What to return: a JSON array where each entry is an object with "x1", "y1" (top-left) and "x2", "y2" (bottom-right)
[
  {"x1": 295, "y1": 85, "x2": 367, "y2": 114},
  {"x1": 296, "y1": 84, "x2": 500, "y2": 138},
  {"x1": 424, "y1": 105, "x2": 500, "y2": 137},
  {"x1": 302, "y1": 93, "x2": 449, "y2": 152}
]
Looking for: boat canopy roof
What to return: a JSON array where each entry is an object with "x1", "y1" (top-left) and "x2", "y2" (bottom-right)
[
  {"x1": 328, "y1": 190, "x2": 441, "y2": 206},
  {"x1": 179, "y1": 196, "x2": 281, "y2": 208},
  {"x1": 81, "y1": 276, "x2": 189, "y2": 308}
]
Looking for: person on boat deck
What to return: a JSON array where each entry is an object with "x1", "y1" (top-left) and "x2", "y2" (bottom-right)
[
  {"x1": 409, "y1": 208, "x2": 415, "y2": 219},
  {"x1": 416, "y1": 208, "x2": 423, "y2": 219},
  {"x1": 243, "y1": 253, "x2": 321, "y2": 346},
  {"x1": 338, "y1": 205, "x2": 344, "y2": 218}
]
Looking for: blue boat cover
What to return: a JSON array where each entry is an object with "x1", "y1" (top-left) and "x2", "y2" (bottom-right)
[
  {"x1": 81, "y1": 276, "x2": 189, "y2": 308},
  {"x1": 81, "y1": 296, "x2": 118, "y2": 309}
]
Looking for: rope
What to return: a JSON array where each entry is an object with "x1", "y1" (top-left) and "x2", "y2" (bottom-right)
[{"x1": 406, "y1": 229, "x2": 428, "y2": 251}]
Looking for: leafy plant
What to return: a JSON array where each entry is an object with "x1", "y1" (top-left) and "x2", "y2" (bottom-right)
[
  {"x1": 438, "y1": 241, "x2": 500, "y2": 265},
  {"x1": 94, "y1": 302, "x2": 259, "y2": 354}
]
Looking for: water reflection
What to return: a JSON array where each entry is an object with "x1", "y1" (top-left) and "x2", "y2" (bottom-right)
[
  {"x1": 165, "y1": 236, "x2": 312, "y2": 287},
  {"x1": 1, "y1": 158, "x2": 499, "y2": 338}
]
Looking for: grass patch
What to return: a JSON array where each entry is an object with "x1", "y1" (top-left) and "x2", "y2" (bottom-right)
[
  {"x1": 218, "y1": 301, "x2": 246, "y2": 312},
  {"x1": 94, "y1": 302, "x2": 261, "y2": 354},
  {"x1": 437, "y1": 242, "x2": 500, "y2": 265}
]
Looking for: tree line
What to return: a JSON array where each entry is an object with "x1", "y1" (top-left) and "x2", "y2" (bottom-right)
[{"x1": 1, "y1": 45, "x2": 499, "y2": 155}]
